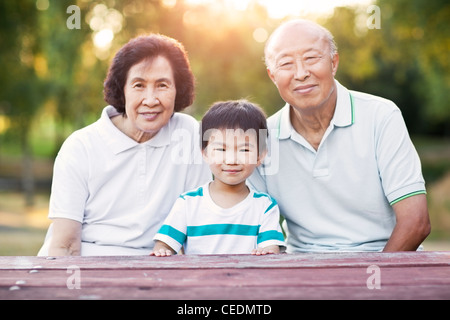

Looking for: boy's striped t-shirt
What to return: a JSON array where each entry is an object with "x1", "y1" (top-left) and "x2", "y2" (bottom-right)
[{"x1": 154, "y1": 182, "x2": 285, "y2": 254}]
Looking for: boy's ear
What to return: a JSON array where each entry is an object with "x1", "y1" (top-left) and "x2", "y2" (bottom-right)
[
  {"x1": 256, "y1": 149, "x2": 268, "y2": 166},
  {"x1": 202, "y1": 148, "x2": 210, "y2": 164}
]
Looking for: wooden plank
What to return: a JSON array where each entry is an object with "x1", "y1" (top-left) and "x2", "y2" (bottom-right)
[
  {"x1": 1, "y1": 253, "x2": 448, "y2": 300},
  {"x1": 1, "y1": 252, "x2": 449, "y2": 270},
  {"x1": 3, "y1": 283, "x2": 450, "y2": 300},
  {"x1": 1, "y1": 266, "x2": 449, "y2": 299},
  {"x1": 1, "y1": 266, "x2": 449, "y2": 288}
]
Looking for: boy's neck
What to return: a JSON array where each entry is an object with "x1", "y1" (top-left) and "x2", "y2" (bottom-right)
[{"x1": 209, "y1": 180, "x2": 250, "y2": 209}]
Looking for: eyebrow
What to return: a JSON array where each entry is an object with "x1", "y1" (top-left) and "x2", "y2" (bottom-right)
[
  {"x1": 128, "y1": 77, "x2": 173, "y2": 84},
  {"x1": 209, "y1": 141, "x2": 256, "y2": 148}
]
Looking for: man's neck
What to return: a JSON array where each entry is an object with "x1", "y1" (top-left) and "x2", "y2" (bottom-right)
[{"x1": 289, "y1": 89, "x2": 337, "y2": 150}]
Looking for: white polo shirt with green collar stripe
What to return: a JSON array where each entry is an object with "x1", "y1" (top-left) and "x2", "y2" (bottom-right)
[{"x1": 248, "y1": 80, "x2": 426, "y2": 253}]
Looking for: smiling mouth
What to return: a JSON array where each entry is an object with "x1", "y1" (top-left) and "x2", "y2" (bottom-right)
[
  {"x1": 223, "y1": 169, "x2": 242, "y2": 174},
  {"x1": 294, "y1": 85, "x2": 316, "y2": 94},
  {"x1": 139, "y1": 112, "x2": 160, "y2": 120}
]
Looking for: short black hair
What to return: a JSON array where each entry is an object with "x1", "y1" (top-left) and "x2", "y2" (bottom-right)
[
  {"x1": 103, "y1": 34, "x2": 195, "y2": 114},
  {"x1": 201, "y1": 100, "x2": 268, "y2": 155}
]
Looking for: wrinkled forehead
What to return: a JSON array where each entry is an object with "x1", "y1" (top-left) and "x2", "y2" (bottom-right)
[{"x1": 266, "y1": 21, "x2": 330, "y2": 64}]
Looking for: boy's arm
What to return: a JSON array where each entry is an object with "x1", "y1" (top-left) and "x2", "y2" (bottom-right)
[
  {"x1": 251, "y1": 245, "x2": 280, "y2": 255},
  {"x1": 150, "y1": 240, "x2": 176, "y2": 257}
]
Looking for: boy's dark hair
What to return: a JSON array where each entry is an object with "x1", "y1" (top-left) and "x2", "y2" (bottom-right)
[
  {"x1": 103, "y1": 34, "x2": 195, "y2": 114},
  {"x1": 201, "y1": 100, "x2": 268, "y2": 155}
]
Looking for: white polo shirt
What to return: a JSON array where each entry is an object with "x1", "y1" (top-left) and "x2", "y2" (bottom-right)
[
  {"x1": 248, "y1": 80, "x2": 426, "y2": 252},
  {"x1": 38, "y1": 106, "x2": 211, "y2": 256}
]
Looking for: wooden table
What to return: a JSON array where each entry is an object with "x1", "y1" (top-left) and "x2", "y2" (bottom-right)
[{"x1": 0, "y1": 252, "x2": 449, "y2": 300}]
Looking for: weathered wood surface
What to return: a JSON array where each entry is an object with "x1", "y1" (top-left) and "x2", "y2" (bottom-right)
[{"x1": 0, "y1": 252, "x2": 449, "y2": 300}]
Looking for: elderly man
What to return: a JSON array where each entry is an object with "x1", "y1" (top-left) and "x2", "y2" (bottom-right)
[{"x1": 248, "y1": 19, "x2": 431, "y2": 252}]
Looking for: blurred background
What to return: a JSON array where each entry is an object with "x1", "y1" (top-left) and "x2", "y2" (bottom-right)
[{"x1": 0, "y1": 0, "x2": 449, "y2": 255}]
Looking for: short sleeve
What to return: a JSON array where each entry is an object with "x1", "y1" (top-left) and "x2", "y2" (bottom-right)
[
  {"x1": 153, "y1": 197, "x2": 188, "y2": 253},
  {"x1": 257, "y1": 197, "x2": 285, "y2": 249},
  {"x1": 48, "y1": 133, "x2": 89, "y2": 223},
  {"x1": 376, "y1": 109, "x2": 426, "y2": 205}
]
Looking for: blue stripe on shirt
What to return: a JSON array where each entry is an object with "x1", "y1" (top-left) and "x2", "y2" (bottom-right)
[
  {"x1": 257, "y1": 230, "x2": 285, "y2": 244},
  {"x1": 187, "y1": 224, "x2": 259, "y2": 237},
  {"x1": 158, "y1": 225, "x2": 186, "y2": 245}
]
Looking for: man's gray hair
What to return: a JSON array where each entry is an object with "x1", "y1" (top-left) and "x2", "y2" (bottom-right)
[{"x1": 264, "y1": 19, "x2": 338, "y2": 71}]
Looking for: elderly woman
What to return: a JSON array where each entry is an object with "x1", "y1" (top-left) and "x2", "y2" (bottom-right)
[{"x1": 38, "y1": 34, "x2": 211, "y2": 256}]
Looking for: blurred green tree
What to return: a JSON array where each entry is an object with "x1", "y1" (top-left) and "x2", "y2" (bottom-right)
[
  {"x1": 0, "y1": 0, "x2": 46, "y2": 205},
  {"x1": 326, "y1": 0, "x2": 450, "y2": 136},
  {"x1": 377, "y1": 0, "x2": 450, "y2": 135}
]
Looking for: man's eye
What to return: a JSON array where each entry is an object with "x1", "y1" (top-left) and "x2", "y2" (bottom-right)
[
  {"x1": 304, "y1": 56, "x2": 321, "y2": 64},
  {"x1": 280, "y1": 61, "x2": 293, "y2": 67}
]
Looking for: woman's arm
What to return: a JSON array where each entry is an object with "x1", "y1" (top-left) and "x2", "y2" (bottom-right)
[{"x1": 48, "y1": 218, "x2": 82, "y2": 256}]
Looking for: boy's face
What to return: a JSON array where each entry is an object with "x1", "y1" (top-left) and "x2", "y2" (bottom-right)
[{"x1": 203, "y1": 128, "x2": 265, "y2": 186}]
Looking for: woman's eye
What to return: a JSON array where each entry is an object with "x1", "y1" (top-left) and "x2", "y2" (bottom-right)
[{"x1": 157, "y1": 82, "x2": 171, "y2": 89}]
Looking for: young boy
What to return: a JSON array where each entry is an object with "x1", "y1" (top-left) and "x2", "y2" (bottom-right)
[{"x1": 151, "y1": 100, "x2": 285, "y2": 256}]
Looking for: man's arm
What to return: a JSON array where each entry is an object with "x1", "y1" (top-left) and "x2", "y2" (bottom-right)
[
  {"x1": 48, "y1": 218, "x2": 82, "y2": 256},
  {"x1": 383, "y1": 194, "x2": 431, "y2": 252}
]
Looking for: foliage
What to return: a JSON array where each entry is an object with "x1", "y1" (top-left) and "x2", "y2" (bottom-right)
[{"x1": 0, "y1": 0, "x2": 449, "y2": 204}]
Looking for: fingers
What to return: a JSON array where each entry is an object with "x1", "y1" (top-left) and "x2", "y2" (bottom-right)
[
  {"x1": 251, "y1": 248, "x2": 275, "y2": 255},
  {"x1": 150, "y1": 248, "x2": 173, "y2": 257}
]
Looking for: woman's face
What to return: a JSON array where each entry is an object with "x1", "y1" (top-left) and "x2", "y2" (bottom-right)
[{"x1": 122, "y1": 56, "x2": 176, "y2": 142}]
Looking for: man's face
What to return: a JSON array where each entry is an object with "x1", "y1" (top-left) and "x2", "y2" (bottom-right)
[{"x1": 266, "y1": 23, "x2": 339, "y2": 112}]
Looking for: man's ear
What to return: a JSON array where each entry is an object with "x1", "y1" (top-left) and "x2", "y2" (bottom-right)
[
  {"x1": 331, "y1": 52, "x2": 339, "y2": 76},
  {"x1": 267, "y1": 68, "x2": 277, "y2": 86}
]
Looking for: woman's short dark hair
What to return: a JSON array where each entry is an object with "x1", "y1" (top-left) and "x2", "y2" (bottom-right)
[
  {"x1": 201, "y1": 100, "x2": 268, "y2": 155},
  {"x1": 103, "y1": 34, "x2": 195, "y2": 114}
]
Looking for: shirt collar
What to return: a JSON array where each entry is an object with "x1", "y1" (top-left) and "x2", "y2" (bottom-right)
[
  {"x1": 97, "y1": 106, "x2": 171, "y2": 155},
  {"x1": 332, "y1": 80, "x2": 354, "y2": 128},
  {"x1": 277, "y1": 80, "x2": 354, "y2": 140}
]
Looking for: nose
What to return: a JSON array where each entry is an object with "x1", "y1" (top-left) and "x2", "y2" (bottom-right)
[
  {"x1": 224, "y1": 149, "x2": 237, "y2": 165},
  {"x1": 294, "y1": 59, "x2": 310, "y2": 81},
  {"x1": 142, "y1": 88, "x2": 160, "y2": 106}
]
